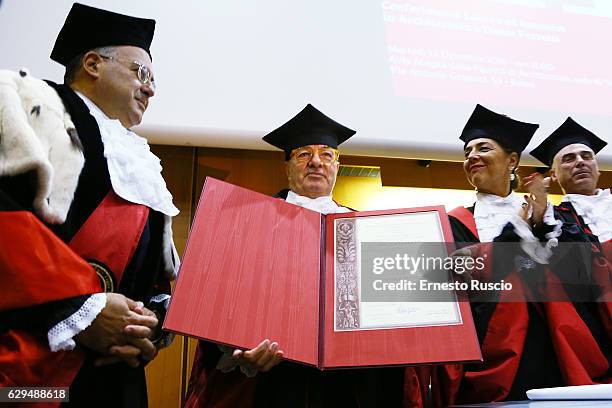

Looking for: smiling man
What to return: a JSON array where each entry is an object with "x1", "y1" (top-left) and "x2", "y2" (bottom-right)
[
  {"x1": 0, "y1": 3, "x2": 179, "y2": 407},
  {"x1": 47, "y1": 4, "x2": 179, "y2": 405}
]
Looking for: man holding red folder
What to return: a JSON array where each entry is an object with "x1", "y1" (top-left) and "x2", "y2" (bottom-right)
[{"x1": 185, "y1": 104, "x2": 410, "y2": 407}]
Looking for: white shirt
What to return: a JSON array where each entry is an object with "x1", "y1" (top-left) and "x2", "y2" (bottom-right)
[
  {"x1": 285, "y1": 190, "x2": 351, "y2": 214},
  {"x1": 472, "y1": 192, "x2": 560, "y2": 264},
  {"x1": 562, "y1": 188, "x2": 612, "y2": 242},
  {"x1": 76, "y1": 92, "x2": 178, "y2": 216},
  {"x1": 473, "y1": 192, "x2": 528, "y2": 243}
]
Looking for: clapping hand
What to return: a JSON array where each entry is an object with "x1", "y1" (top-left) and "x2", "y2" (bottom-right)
[{"x1": 521, "y1": 173, "x2": 550, "y2": 227}]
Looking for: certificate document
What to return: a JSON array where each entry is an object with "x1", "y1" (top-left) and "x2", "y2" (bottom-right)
[
  {"x1": 165, "y1": 177, "x2": 481, "y2": 369},
  {"x1": 333, "y1": 212, "x2": 461, "y2": 331}
]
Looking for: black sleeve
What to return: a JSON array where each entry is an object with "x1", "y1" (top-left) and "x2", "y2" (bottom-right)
[
  {"x1": 532, "y1": 221, "x2": 557, "y2": 241},
  {"x1": 0, "y1": 295, "x2": 90, "y2": 332},
  {"x1": 448, "y1": 214, "x2": 478, "y2": 245}
]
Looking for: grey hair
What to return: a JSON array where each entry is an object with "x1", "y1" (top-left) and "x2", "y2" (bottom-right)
[{"x1": 63, "y1": 45, "x2": 118, "y2": 84}]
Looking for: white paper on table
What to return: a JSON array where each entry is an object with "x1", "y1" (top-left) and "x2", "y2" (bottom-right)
[
  {"x1": 334, "y1": 211, "x2": 462, "y2": 331},
  {"x1": 527, "y1": 384, "x2": 612, "y2": 400}
]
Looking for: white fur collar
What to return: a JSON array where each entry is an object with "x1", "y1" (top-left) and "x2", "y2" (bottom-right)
[
  {"x1": 0, "y1": 69, "x2": 83, "y2": 224},
  {"x1": 562, "y1": 189, "x2": 612, "y2": 242}
]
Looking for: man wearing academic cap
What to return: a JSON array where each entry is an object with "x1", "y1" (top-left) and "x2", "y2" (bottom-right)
[
  {"x1": 184, "y1": 104, "x2": 408, "y2": 407},
  {"x1": 531, "y1": 117, "x2": 609, "y2": 226},
  {"x1": 0, "y1": 3, "x2": 178, "y2": 406},
  {"x1": 264, "y1": 103, "x2": 354, "y2": 209},
  {"x1": 529, "y1": 118, "x2": 611, "y2": 386}
]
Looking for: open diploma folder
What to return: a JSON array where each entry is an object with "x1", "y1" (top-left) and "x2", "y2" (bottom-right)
[{"x1": 164, "y1": 177, "x2": 481, "y2": 369}]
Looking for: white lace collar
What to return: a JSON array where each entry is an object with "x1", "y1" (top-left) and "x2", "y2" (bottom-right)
[
  {"x1": 562, "y1": 189, "x2": 611, "y2": 242},
  {"x1": 76, "y1": 92, "x2": 178, "y2": 216},
  {"x1": 473, "y1": 192, "x2": 525, "y2": 242},
  {"x1": 285, "y1": 190, "x2": 351, "y2": 214}
]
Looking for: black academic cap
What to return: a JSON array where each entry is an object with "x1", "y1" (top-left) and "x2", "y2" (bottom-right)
[
  {"x1": 460, "y1": 104, "x2": 539, "y2": 153},
  {"x1": 530, "y1": 117, "x2": 607, "y2": 167},
  {"x1": 263, "y1": 104, "x2": 356, "y2": 160},
  {"x1": 50, "y1": 3, "x2": 155, "y2": 66}
]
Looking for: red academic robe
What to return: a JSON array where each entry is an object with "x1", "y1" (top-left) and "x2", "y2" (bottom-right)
[
  {"x1": 431, "y1": 206, "x2": 611, "y2": 406},
  {"x1": 0, "y1": 82, "x2": 168, "y2": 408},
  {"x1": 0, "y1": 194, "x2": 101, "y2": 389}
]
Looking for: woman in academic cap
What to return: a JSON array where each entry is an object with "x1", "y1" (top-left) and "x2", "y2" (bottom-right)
[{"x1": 429, "y1": 104, "x2": 564, "y2": 405}]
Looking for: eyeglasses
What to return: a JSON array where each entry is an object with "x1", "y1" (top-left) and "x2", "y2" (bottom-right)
[
  {"x1": 99, "y1": 54, "x2": 156, "y2": 89},
  {"x1": 290, "y1": 146, "x2": 339, "y2": 164}
]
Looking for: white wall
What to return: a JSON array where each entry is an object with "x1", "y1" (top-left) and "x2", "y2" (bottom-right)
[{"x1": 1, "y1": 0, "x2": 610, "y2": 168}]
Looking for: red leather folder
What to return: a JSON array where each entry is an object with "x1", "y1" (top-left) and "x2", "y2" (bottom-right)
[{"x1": 164, "y1": 177, "x2": 481, "y2": 368}]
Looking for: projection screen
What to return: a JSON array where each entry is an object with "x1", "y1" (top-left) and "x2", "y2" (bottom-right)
[{"x1": 1, "y1": 0, "x2": 610, "y2": 168}]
